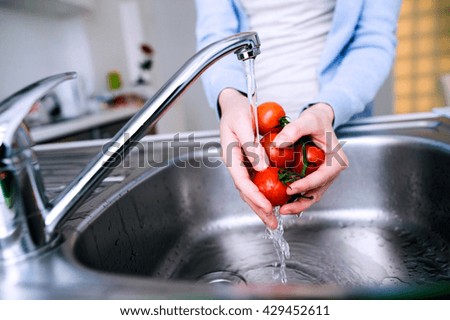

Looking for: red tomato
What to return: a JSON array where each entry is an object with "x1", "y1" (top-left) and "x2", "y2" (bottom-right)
[
  {"x1": 257, "y1": 102, "x2": 286, "y2": 135},
  {"x1": 260, "y1": 132, "x2": 296, "y2": 168},
  {"x1": 292, "y1": 142, "x2": 325, "y2": 177},
  {"x1": 306, "y1": 145, "x2": 325, "y2": 166},
  {"x1": 251, "y1": 167, "x2": 290, "y2": 206}
]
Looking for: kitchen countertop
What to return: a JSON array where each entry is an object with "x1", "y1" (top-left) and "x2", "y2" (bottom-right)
[{"x1": 30, "y1": 106, "x2": 140, "y2": 143}]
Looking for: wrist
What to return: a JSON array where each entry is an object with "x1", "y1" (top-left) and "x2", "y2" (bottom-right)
[
  {"x1": 218, "y1": 88, "x2": 247, "y2": 115},
  {"x1": 309, "y1": 103, "x2": 335, "y2": 126}
]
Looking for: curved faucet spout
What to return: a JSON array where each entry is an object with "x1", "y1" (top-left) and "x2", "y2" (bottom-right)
[
  {"x1": 0, "y1": 31, "x2": 260, "y2": 261},
  {"x1": 43, "y1": 33, "x2": 258, "y2": 241}
]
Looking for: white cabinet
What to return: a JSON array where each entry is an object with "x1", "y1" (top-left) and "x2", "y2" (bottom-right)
[{"x1": 0, "y1": 0, "x2": 95, "y2": 17}]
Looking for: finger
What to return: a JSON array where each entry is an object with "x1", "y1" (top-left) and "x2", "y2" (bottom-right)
[
  {"x1": 232, "y1": 172, "x2": 277, "y2": 229},
  {"x1": 246, "y1": 143, "x2": 269, "y2": 172},
  {"x1": 220, "y1": 125, "x2": 245, "y2": 168},
  {"x1": 286, "y1": 134, "x2": 348, "y2": 196},
  {"x1": 272, "y1": 113, "x2": 318, "y2": 147},
  {"x1": 221, "y1": 128, "x2": 276, "y2": 228},
  {"x1": 240, "y1": 192, "x2": 278, "y2": 229},
  {"x1": 279, "y1": 181, "x2": 332, "y2": 215},
  {"x1": 234, "y1": 177, "x2": 273, "y2": 215},
  {"x1": 228, "y1": 116, "x2": 268, "y2": 171},
  {"x1": 286, "y1": 162, "x2": 341, "y2": 195}
]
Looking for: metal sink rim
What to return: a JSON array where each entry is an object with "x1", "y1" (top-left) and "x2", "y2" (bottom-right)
[{"x1": 2, "y1": 114, "x2": 450, "y2": 299}]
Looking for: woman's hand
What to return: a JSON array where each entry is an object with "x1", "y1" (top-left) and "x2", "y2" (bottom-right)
[
  {"x1": 273, "y1": 103, "x2": 349, "y2": 215},
  {"x1": 218, "y1": 88, "x2": 278, "y2": 229},
  {"x1": 218, "y1": 92, "x2": 348, "y2": 227}
]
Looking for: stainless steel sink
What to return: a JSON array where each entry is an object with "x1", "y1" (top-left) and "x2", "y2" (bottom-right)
[
  {"x1": 63, "y1": 114, "x2": 450, "y2": 298},
  {"x1": 1, "y1": 114, "x2": 449, "y2": 299}
]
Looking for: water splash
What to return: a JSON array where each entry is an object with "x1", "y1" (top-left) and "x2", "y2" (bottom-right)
[{"x1": 265, "y1": 206, "x2": 291, "y2": 283}]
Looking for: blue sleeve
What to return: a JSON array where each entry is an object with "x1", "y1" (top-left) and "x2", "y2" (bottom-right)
[
  {"x1": 314, "y1": 0, "x2": 402, "y2": 128},
  {"x1": 194, "y1": 0, "x2": 248, "y2": 113}
]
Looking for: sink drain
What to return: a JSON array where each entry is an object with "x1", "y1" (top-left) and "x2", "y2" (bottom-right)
[{"x1": 197, "y1": 271, "x2": 246, "y2": 286}]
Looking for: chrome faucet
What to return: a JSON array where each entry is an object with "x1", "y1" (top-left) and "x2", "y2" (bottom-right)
[{"x1": 0, "y1": 32, "x2": 260, "y2": 261}]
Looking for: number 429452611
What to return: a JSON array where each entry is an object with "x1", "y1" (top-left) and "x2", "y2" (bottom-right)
[{"x1": 262, "y1": 305, "x2": 330, "y2": 316}]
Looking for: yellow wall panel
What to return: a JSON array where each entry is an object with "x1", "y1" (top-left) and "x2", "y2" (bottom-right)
[
  {"x1": 417, "y1": 16, "x2": 434, "y2": 34},
  {"x1": 395, "y1": 60, "x2": 413, "y2": 77},
  {"x1": 397, "y1": 21, "x2": 413, "y2": 38},
  {"x1": 395, "y1": 98, "x2": 410, "y2": 113},
  {"x1": 417, "y1": 1, "x2": 434, "y2": 12},
  {"x1": 416, "y1": 59, "x2": 435, "y2": 74},
  {"x1": 394, "y1": 0, "x2": 449, "y2": 114},
  {"x1": 396, "y1": 41, "x2": 413, "y2": 57},
  {"x1": 395, "y1": 79, "x2": 413, "y2": 95},
  {"x1": 439, "y1": 57, "x2": 450, "y2": 70},
  {"x1": 417, "y1": 41, "x2": 434, "y2": 55},
  {"x1": 417, "y1": 77, "x2": 435, "y2": 94}
]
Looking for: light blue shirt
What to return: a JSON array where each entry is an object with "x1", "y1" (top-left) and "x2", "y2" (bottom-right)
[{"x1": 195, "y1": 0, "x2": 402, "y2": 127}]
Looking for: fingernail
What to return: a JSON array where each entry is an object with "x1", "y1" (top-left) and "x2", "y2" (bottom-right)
[
  {"x1": 254, "y1": 149, "x2": 269, "y2": 171},
  {"x1": 261, "y1": 212, "x2": 277, "y2": 229},
  {"x1": 287, "y1": 187, "x2": 297, "y2": 195},
  {"x1": 268, "y1": 219, "x2": 278, "y2": 230},
  {"x1": 254, "y1": 160, "x2": 268, "y2": 171}
]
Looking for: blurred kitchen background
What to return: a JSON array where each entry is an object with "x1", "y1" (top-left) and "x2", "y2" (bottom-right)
[{"x1": 0, "y1": 0, "x2": 449, "y2": 141}]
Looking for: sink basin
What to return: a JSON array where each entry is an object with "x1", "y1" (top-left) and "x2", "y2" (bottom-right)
[{"x1": 64, "y1": 116, "x2": 450, "y2": 298}]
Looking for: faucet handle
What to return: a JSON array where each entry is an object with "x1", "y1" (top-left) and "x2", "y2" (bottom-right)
[{"x1": 0, "y1": 72, "x2": 77, "y2": 148}]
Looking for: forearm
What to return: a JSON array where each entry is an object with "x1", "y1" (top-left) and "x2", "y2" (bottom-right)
[
  {"x1": 195, "y1": 0, "x2": 247, "y2": 112},
  {"x1": 314, "y1": 0, "x2": 402, "y2": 127}
]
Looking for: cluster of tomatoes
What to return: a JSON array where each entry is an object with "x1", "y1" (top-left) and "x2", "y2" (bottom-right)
[{"x1": 251, "y1": 102, "x2": 325, "y2": 207}]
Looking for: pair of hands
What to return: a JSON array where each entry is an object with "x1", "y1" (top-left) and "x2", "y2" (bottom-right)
[{"x1": 219, "y1": 88, "x2": 349, "y2": 229}]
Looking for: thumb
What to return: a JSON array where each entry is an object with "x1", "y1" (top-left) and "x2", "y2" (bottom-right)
[
  {"x1": 272, "y1": 118, "x2": 305, "y2": 147},
  {"x1": 233, "y1": 123, "x2": 269, "y2": 171}
]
